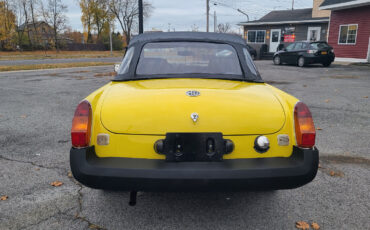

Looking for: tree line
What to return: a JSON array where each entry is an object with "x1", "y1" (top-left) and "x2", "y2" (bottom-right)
[{"x1": 0, "y1": 0, "x2": 152, "y2": 51}]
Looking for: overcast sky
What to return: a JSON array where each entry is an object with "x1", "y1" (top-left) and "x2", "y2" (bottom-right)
[{"x1": 65, "y1": 0, "x2": 313, "y2": 34}]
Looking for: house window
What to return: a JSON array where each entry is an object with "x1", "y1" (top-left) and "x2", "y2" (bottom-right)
[
  {"x1": 338, "y1": 24, "x2": 358, "y2": 44},
  {"x1": 247, "y1": 30, "x2": 265, "y2": 43}
]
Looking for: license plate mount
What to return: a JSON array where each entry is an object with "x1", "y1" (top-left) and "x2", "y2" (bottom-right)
[
  {"x1": 163, "y1": 133, "x2": 226, "y2": 162},
  {"x1": 321, "y1": 51, "x2": 327, "y2": 55}
]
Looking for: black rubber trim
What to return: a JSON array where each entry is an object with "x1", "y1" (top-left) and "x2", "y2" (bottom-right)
[{"x1": 70, "y1": 146, "x2": 319, "y2": 191}]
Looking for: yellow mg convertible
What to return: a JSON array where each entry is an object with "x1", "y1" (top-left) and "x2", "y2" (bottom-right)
[{"x1": 70, "y1": 32, "x2": 318, "y2": 201}]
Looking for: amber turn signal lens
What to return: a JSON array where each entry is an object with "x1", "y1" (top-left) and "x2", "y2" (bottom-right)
[
  {"x1": 71, "y1": 100, "x2": 92, "y2": 147},
  {"x1": 294, "y1": 102, "x2": 315, "y2": 148}
]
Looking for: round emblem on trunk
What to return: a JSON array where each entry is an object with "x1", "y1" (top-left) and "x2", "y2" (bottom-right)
[{"x1": 186, "y1": 90, "x2": 200, "y2": 97}]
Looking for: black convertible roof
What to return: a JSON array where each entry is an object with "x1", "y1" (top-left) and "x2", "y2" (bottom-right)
[{"x1": 129, "y1": 32, "x2": 247, "y2": 46}]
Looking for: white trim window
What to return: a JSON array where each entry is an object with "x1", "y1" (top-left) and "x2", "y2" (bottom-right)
[
  {"x1": 338, "y1": 24, "x2": 358, "y2": 44},
  {"x1": 247, "y1": 30, "x2": 266, "y2": 43}
]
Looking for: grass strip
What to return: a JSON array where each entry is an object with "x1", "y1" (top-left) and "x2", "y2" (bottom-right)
[
  {"x1": 0, "y1": 51, "x2": 123, "y2": 60},
  {"x1": 0, "y1": 62, "x2": 115, "y2": 72}
]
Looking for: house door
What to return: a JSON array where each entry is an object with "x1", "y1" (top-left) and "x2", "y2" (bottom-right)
[
  {"x1": 307, "y1": 27, "x2": 321, "y2": 42},
  {"x1": 270, "y1": 29, "x2": 281, "y2": 53}
]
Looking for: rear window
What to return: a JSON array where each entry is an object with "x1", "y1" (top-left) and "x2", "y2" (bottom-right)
[
  {"x1": 136, "y1": 42, "x2": 242, "y2": 76},
  {"x1": 310, "y1": 42, "x2": 330, "y2": 50}
]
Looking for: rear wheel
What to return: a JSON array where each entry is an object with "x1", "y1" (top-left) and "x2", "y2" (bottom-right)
[
  {"x1": 322, "y1": 61, "x2": 332, "y2": 67},
  {"x1": 273, "y1": 56, "x2": 281, "y2": 65},
  {"x1": 298, "y1": 56, "x2": 305, "y2": 67}
]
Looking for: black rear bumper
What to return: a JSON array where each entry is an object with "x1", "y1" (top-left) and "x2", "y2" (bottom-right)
[
  {"x1": 304, "y1": 53, "x2": 335, "y2": 64},
  {"x1": 70, "y1": 146, "x2": 319, "y2": 191}
]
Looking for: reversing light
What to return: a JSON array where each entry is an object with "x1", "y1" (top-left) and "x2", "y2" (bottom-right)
[
  {"x1": 294, "y1": 102, "x2": 316, "y2": 148},
  {"x1": 254, "y1": 136, "x2": 270, "y2": 153},
  {"x1": 71, "y1": 100, "x2": 92, "y2": 147}
]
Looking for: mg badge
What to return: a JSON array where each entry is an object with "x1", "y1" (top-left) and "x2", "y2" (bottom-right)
[
  {"x1": 186, "y1": 90, "x2": 200, "y2": 97},
  {"x1": 191, "y1": 112, "x2": 199, "y2": 122}
]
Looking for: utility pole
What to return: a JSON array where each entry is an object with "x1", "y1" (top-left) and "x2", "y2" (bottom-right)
[
  {"x1": 214, "y1": 11, "x2": 217, "y2": 32},
  {"x1": 292, "y1": 0, "x2": 294, "y2": 10},
  {"x1": 206, "y1": 0, "x2": 209, "y2": 32},
  {"x1": 109, "y1": 23, "x2": 113, "y2": 56},
  {"x1": 139, "y1": 0, "x2": 144, "y2": 34}
]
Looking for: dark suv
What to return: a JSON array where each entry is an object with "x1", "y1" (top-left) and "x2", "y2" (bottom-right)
[{"x1": 273, "y1": 41, "x2": 335, "y2": 67}]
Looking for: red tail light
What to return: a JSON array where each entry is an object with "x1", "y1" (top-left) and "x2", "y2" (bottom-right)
[
  {"x1": 294, "y1": 102, "x2": 316, "y2": 148},
  {"x1": 71, "y1": 100, "x2": 92, "y2": 147}
]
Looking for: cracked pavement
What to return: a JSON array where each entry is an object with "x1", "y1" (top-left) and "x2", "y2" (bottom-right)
[{"x1": 0, "y1": 62, "x2": 369, "y2": 229}]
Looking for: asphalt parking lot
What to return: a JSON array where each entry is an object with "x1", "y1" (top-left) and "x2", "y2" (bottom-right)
[{"x1": 0, "y1": 61, "x2": 369, "y2": 230}]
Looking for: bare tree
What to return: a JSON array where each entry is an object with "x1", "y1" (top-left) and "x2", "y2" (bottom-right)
[
  {"x1": 20, "y1": 0, "x2": 33, "y2": 47},
  {"x1": 109, "y1": 0, "x2": 153, "y2": 44},
  {"x1": 14, "y1": 0, "x2": 26, "y2": 49},
  {"x1": 217, "y1": 23, "x2": 231, "y2": 33},
  {"x1": 14, "y1": 0, "x2": 41, "y2": 49},
  {"x1": 29, "y1": 0, "x2": 41, "y2": 46},
  {"x1": 41, "y1": 0, "x2": 68, "y2": 50}
]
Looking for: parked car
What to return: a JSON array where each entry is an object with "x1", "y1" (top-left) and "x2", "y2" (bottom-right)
[
  {"x1": 246, "y1": 44, "x2": 257, "y2": 60},
  {"x1": 70, "y1": 32, "x2": 318, "y2": 203},
  {"x1": 273, "y1": 41, "x2": 335, "y2": 67}
]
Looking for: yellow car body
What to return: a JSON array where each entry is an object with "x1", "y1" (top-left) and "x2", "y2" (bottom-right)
[
  {"x1": 70, "y1": 32, "x2": 318, "y2": 193},
  {"x1": 87, "y1": 79, "x2": 297, "y2": 160}
]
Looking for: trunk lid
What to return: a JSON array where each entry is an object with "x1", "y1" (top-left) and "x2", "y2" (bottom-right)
[{"x1": 100, "y1": 79, "x2": 285, "y2": 135}]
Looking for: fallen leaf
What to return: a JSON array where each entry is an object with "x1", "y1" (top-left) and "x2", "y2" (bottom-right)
[
  {"x1": 303, "y1": 85, "x2": 307, "y2": 87},
  {"x1": 329, "y1": 170, "x2": 344, "y2": 177},
  {"x1": 35, "y1": 167, "x2": 40, "y2": 171},
  {"x1": 296, "y1": 221, "x2": 310, "y2": 230},
  {"x1": 363, "y1": 96, "x2": 368, "y2": 98},
  {"x1": 325, "y1": 99, "x2": 330, "y2": 103},
  {"x1": 20, "y1": 115, "x2": 27, "y2": 118},
  {"x1": 1, "y1": 195, "x2": 8, "y2": 201},
  {"x1": 89, "y1": 224, "x2": 101, "y2": 229},
  {"x1": 316, "y1": 127, "x2": 322, "y2": 130},
  {"x1": 51, "y1": 181, "x2": 63, "y2": 187},
  {"x1": 67, "y1": 171, "x2": 73, "y2": 178},
  {"x1": 311, "y1": 222, "x2": 320, "y2": 230}
]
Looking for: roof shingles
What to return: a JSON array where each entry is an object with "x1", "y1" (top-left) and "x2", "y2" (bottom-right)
[{"x1": 240, "y1": 8, "x2": 329, "y2": 24}]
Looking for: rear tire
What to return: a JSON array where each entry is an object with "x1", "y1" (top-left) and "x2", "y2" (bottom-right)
[
  {"x1": 323, "y1": 61, "x2": 332, "y2": 67},
  {"x1": 273, "y1": 56, "x2": 281, "y2": 65},
  {"x1": 298, "y1": 56, "x2": 305, "y2": 67}
]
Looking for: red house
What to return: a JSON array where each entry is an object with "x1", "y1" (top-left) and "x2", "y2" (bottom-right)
[{"x1": 320, "y1": 0, "x2": 370, "y2": 62}]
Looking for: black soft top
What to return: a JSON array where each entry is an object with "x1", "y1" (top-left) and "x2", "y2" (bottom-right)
[
  {"x1": 114, "y1": 32, "x2": 263, "y2": 82},
  {"x1": 129, "y1": 32, "x2": 247, "y2": 47}
]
